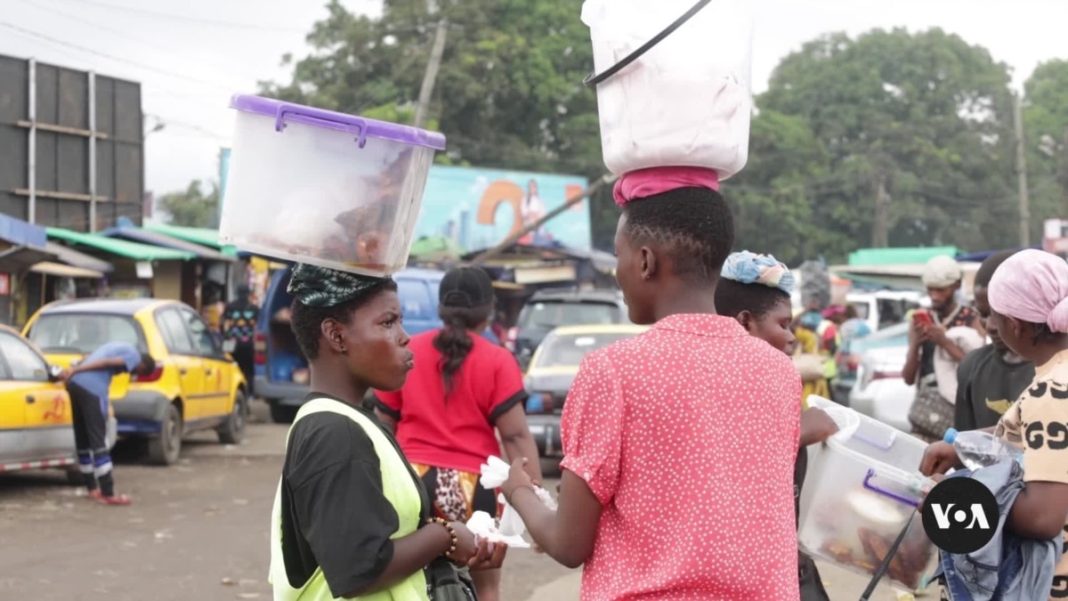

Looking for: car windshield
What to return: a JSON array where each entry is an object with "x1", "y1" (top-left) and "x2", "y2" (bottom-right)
[
  {"x1": 519, "y1": 301, "x2": 623, "y2": 332},
  {"x1": 535, "y1": 332, "x2": 634, "y2": 368},
  {"x1": 852, "y1": 322, "x2": 909, "y2": 353},
  {"x1": 29, "y1": 314, "x2": 143, "y2": 354}
]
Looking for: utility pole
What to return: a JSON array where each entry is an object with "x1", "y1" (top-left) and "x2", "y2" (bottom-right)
[
  {"x1": 413, "y1": 0, "x2": 448, "y2": 130},
  {"x1": 1014, "y1": 93, "x2": 1031, "y2": 247},
  {"x1": 1062, "y1": 126, "x2": 1068, "y2": 217},
  {"x1": 872, "y1": 176, "x2": 889, "y2": 248}
]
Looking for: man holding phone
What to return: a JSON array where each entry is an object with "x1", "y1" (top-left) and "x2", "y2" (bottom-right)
[{"x1": 903, "y1": 255, "x2": 981, "y2": 441}]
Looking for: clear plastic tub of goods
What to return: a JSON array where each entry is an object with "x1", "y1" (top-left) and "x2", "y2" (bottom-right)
[
  {"x1": 799, "y1": 396, "x2": 938, "y2": 592},
  {"x1": 219, "y1": 95, "x2": 446, "y2": 277},
  {"x1": 581, "y1": 0, "x2": 752, "y2": 178}
]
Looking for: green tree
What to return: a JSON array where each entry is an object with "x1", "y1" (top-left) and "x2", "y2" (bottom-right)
[
  {"x1": 261, "y1": 0, "x2": 602, "y2": 177},
  {"x1": 159, "y1": 180, "x2": 219, "y2": 228},
  {"x1": 745, "y1": 28, "x2": 1017, "y2": 261},
  {"x1": 1024, "y1": 59, "x2": 1068, "y2": 234},
  {"x1": 728, "y1": 110, "x2": 831, "y2": 265}
]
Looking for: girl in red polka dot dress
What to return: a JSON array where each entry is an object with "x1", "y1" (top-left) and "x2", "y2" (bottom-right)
[{"x1": 503, "y1": 174, "x2": 803, "y2": 600}]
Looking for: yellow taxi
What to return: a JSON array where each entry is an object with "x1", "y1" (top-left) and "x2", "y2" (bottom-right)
[
  {"x1": 0, "y1": 325, "x2": 116, "y2": 478},
  {"x1": 24, "y1": 298, "x2": 248, "y2": 465},
  {"x1": 523, "y1": 323, "x2": 648, "y2": 457}
]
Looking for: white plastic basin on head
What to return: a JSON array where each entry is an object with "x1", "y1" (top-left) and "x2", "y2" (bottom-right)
[{"x1": 581, "y1": 0, "x2": 753, "y2": 177}]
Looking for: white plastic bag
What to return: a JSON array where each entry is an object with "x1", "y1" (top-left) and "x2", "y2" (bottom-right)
[
  {"x1": 479, "y1": 456, "x2": 557, "y2": 540},
  {"x1": 466, "y1": 511, "x2": 530, "y2": 548},
  {"x1": 582, "y1": 0, "x2": 753, "y2": 177}
]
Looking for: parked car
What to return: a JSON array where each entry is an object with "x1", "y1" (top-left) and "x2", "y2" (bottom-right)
[
  {"x1": 24, "y1": 299, "x2": 248, "y2": 465},
  {"x1": 524, "y1": 324, "x2": 648, "y2": 457},
  {"x1": 510, "y1": 288, "x2": 629, "y2": 369},
  {"x1": 255, "y1": 266, "x2": 447, "y2": 423},
  {"x1": 848, "y1": 326, "x2": 915, "y2": 433},
  {"x1": 0, "y1": 325, "x2": 116, "y2": 479},
  {"x1": 846, "y1": 290, "x2": 926, "y2": 332}
]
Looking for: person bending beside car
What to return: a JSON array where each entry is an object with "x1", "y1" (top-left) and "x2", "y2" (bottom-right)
[{"x1": 60, "y1": 342, "x2": 155, "y2": 506}]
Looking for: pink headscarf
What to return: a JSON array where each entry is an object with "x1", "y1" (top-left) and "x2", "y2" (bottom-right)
[
  {"x1": 612, "y1": 167, "x2": 720, "y2": 206},
  {"x1": 988, "y1": 249, "x2": 1068, "y2": 333}
]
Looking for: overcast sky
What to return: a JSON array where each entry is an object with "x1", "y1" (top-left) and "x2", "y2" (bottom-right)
[{"x1": 2, "y1": 0, "x2": 1066, "y2": 197}]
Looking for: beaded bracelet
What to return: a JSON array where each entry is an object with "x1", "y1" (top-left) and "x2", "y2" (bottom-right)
[{"x1": 428, "y1": 517, "x2": 457, "y2": 559}]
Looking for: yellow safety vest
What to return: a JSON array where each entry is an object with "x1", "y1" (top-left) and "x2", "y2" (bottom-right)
[{"x1": 269, "y1": 398, "x2": 429, "y2": 601}]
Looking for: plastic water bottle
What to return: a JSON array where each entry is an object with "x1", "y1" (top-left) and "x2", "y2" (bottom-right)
[{"x1": 943, "y1": 428, "x2": 1023, "y2": 471}]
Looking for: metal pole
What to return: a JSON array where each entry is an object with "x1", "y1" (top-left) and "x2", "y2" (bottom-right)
[
  {"x1": 1014, "y1": 93, "x2": 1031, "y2": 247},
  {"x1": 28, "y1": 58, "x2": 36, "y2": 224},
  {"x1": 413, "y1": 16, "x2": 448, "y2": 129},
  {"x1": 89, "y1": 71, "x2": 98, "y2": 232}
]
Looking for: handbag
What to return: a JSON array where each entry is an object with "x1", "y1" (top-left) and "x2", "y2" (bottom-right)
[
  {"x1": 426, "y1": 558, "x2": 477, "y2": 601},
  {"x1": 908, "y1": 380, "x2": 954, "y2": 442}
]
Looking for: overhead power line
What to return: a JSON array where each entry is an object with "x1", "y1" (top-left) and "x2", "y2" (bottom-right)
[
  {"x1": 0, "y1": 20, "x2": 234, "y2": 91},
  {"x1": 47, "y1": 0, "x2": 308, "y2": 34},
  {"x1": 19, "y1": 0, "x2": 256, "y2": 84}
]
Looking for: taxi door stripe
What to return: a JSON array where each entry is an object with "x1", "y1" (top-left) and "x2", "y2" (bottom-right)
[{"x1": 0, "y1": 457, "x2": 74, "y2": 472}]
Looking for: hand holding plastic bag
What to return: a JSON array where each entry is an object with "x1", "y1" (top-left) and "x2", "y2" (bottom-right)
[
  {"x1": 478, "y1": 456, "x2": 556, "y2": 540},
  {"x1": 466, "y1": 511, "x2": 530, "y2": 548}
]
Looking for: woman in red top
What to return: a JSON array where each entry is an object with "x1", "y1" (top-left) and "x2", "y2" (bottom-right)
[{"x1": 375, "y1": 266, "x2": 542, "y2": 601}]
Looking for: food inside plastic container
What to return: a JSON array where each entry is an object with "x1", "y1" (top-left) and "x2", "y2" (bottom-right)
[
  {"x1": 799, "y1": 398, "x2": 936, "y2": 591},
  {"x1": 220, "y1": 95, "x2": 443, "y2": 276},
  {"x1": 805, "y1": 489, "x2": 933, "y2": 590}
]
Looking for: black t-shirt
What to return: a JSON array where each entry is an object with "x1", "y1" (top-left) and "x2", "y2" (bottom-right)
[
  {"x1": 953, "y1": 345, "x2": 1035, "y2": 431},
  {"x1": 280, "y1": 396, "x2": 428, "y2": 597}
]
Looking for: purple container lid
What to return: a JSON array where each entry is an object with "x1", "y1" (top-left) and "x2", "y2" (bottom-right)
[{"x1": 231, "y1": 94, "x2": 446, "y2": 151}]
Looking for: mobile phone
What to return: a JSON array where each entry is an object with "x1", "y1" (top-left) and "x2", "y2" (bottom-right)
[{"x1": 913, "y1": 310, "x2": 933, "y2": 327}]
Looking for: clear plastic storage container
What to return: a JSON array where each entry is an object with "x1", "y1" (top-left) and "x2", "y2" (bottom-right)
[
  {"x1": 219, "y1": 95, "x2": 446, "y2": 276},
  {"x1": 581, "y1": 0, "x2": 752, "y2": 178},
  {"x1": 799, "y1": 397, "x2": 937, "y2": 591}
]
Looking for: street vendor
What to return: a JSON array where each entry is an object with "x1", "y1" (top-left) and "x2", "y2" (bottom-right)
[
  {"x1": 501, "y1": 172, "x2": 801, "y2": 599},
  {"x1": 921, "y1": 249, "x2": 1068, "y2": 600},
  {"x1": 269, "y1": 264, "x2": 503, "y2": 600},
  {"x1": 716, "y1": 250, "x2": 838, "y2": 601}
]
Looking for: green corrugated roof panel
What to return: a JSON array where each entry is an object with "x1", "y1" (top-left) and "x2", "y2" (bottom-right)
[
  {"x1": 47, "y1": 228, "x2": 194, "y2": 261},
  {"x1": 847, "y1": 246, "x2": 959, "y2": 267},
  {"x1": 143, "y1": 223, "x2": 237, "y2": 256}
]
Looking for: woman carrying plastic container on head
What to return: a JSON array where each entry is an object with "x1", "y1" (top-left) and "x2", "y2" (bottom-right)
[
  {"x1": 920, "y1": 250, "x2": 1068, "y2": 600},
  {"x1": 270, "y1": 265, "x2": 503, "y2": 601},
  {"x1": 374, "y1": 266, "x2": 543, "y2": 601},
  {"x1": 499, "y1": 172, "x2": 801, "y2": 599},
  {"x1": 716, "y1": 251, "x2": 838, "y2": 601}
]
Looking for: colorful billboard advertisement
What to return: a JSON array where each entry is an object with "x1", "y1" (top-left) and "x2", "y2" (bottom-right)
[
  {"x1": 216, "y1": 155, "x2": 590, "y2": 253},
  {"x1": 417, "y1": 165, "x2": 589, "y2": 252}
]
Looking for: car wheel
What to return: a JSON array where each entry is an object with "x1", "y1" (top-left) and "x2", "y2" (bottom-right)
[
  {"x1": 269, "y1": 401, "x2": 297, "y2": 424},
  {"x1": 217, "y1": 390, "x2": 248, "y2": 445},
  {"x1": 147, "y1": 404, "x2": 183, "y2": 466}
]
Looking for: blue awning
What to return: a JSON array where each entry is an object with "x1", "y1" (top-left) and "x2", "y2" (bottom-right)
[{"x1": 0, "y1": 213, "x2": 47, "y2": 249}]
